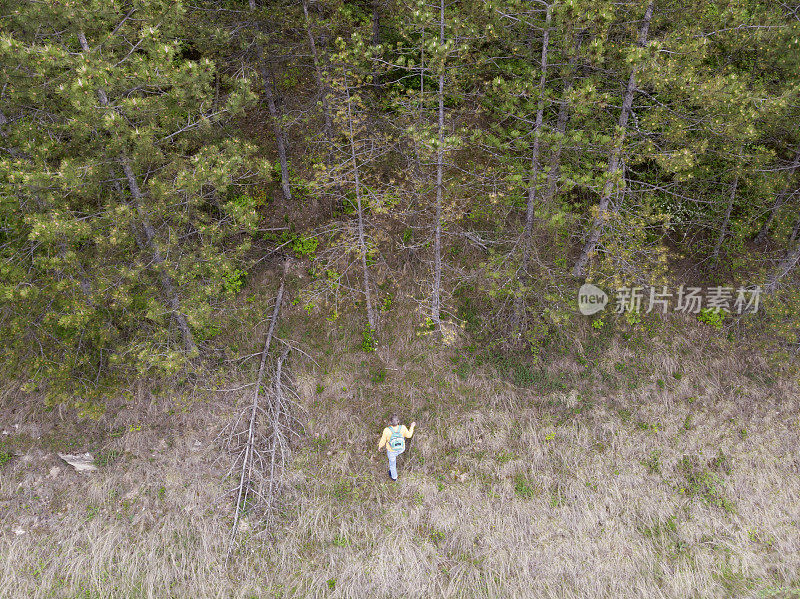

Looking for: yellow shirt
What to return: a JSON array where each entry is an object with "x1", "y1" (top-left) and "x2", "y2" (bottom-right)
[{"x1": 378, "y1": 424, "x2": 415, "y2": 450}]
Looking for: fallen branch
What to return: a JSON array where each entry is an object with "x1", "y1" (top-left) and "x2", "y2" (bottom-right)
[{"x1": 225, "y1": 260, "x2": 288, "y2": 563}]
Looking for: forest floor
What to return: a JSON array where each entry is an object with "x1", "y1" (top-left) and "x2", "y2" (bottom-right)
[{"x1": 1, "y1": 296, "x2": 800, "y2": 598}]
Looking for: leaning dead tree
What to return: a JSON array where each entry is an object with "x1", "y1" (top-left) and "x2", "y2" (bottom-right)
[{"x1": 221, "y1": 262, "x2": 304, "y2": 561}]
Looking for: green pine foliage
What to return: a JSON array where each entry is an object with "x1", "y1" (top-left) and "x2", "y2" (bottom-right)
[
  {"x1": 0, "y1": 0, "x2": 263, "y2": 402},
  {"x1": 0, "y1": 0, "x2": 799, "y2": 399}
]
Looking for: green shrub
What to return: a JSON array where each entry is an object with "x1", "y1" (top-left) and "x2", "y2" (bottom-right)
[
  {"x1": 223, "y1": 268, "x2": 247, "y2": 294},
  {"x1": 292, "y1": 235, "x2": 319, "y2": 259},
  {"x1": 497, "y1": 450, "x2": 515, "y2": 464},
  {"x1": 697, "y1": 307, "x2": 724, "y2": 329},
  {"x1": 453, "y1": 358, "x2": 473, "y2": 380},
  {"x1": 512, "y1": 362, "x2": 536, "y2": 387},
  {"x1": 361, "y1": 325, "x2": 377, "y2": 352},
  {"x1": 429, "y1": 529, "x2": 446, "y2": 543},
  {"x1": 641, "y1": 449, "x2": 662, "y2": 474},
  {"x1": 625, "y1": 311, "x2": 642, "y2": 325},
  {"x1": 96, "y1": 449, "x2": 122, "y2": 468},
  {"x1": 682, "y1": 413, "x2": 693, "y2": 431},
  {"x1": 513, "y1": 473, "x2": 536, "y2": 499},
  {"x1": 676, "y1": 455, "x2": 735, "y2": 512},
  {"x1": 380, "y1": 294, "x2": 393, "y2": 312},
  {"x1": 708, "y1": 450, "x2": 733, "y2": 475},
  {"x1": 193, "y1": 321, "x2": 221, "y2": 341},
  {"x1": 0, "y1": 443, "x2": 11, "y2": 466},
  {"x1": 549, "y1": 483, "x2": 567, "y2": 508}
]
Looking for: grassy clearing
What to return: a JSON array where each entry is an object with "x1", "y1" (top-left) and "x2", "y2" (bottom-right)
[{"x1": 1, "y1": 307, "x2": 800, "y2": 598}]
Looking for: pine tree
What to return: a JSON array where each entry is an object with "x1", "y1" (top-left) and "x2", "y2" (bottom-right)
[
  {"x1": 572, "y1": 0, "x2": 655, "y2": 278},
  {"x1": 0, "y1": 0, "x2": 260, "y2": 400}
]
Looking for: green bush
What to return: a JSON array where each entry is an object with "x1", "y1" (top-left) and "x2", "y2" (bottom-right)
[
  {"x1": 292, "y1": 235, "x2": 319, "y2": 259},
  {"x1": 512, "y1": 362, "x2": 536, "y2": 387},
  {"x1": 380, "y1": 294, "x2": 393, "y2": 312},
  {"x1": 641, "y1": 449, "x2": 662, "y2": 474},
  {"x1": 223, "y1": 268, "x2": 247, "y2": 294},
  {"x1": 0, "y1": 443, "x2": 11, "y2": 466},
  {"x1": 513, "y1": 473, "x2": 536, "y2": 499},
  {"x1": 697, "y1": 307, "x2": 724, "y2": 329},
  {"x1": 361, "y1": 325, "x2": 377, "y2": 352},
  {"x1": 676, "y1": 455, "x2": 735, "y2": 512}
]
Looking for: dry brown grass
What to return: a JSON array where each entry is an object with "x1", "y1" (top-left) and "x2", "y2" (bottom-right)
[{"x1": 2, "y1": 309, "x2": 800, "y2": 598}]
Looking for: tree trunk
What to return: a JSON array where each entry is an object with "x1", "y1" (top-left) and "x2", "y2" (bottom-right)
[
  {"x1": 372, "y1": 0, "x2": 381, "y2": 45},
  {"x1": 543, "y1": 90, "x2": 571, "y2": 207},
  {"x1": 572, "y1": 0, "x2": 654, "y2": 277},
  {"x1": 119, "y1": 159, "x2": 197, "y2": 353},
  {"x1": 77, "y1": 31, "x2": 196, "y2": 354},
  {"x1": 344, "y1": 75, "x2": 376, "y2": 332},
  {"x1": 790, "y1": 213, "x2": 800, "y2": 246},
  {"x1": 248, "y1": 1, "x2": 292, "y2": 201},
  {"x1": 302, "y1": 0, "x2": 332, "y2": 134},
  {"x1": 226, "y1": 259, "x2": 287, "y2": 561},
  {"x1": 260, "y1": 60, "x2": 292, "y2": 202},
  {"x1": 410, "y1": 28, "x2": 426, "y2": 182},
  {"x1": 543, "y1": 36, "x2": 582, "y2": 206},
  {"x1": 431, "y1": 0, "x2": 445, "y2": 326},
  {"x1": 522, "y1": 3, "x2": 552, "y2": 249},
  {"x1": 765, "y1": 235, "x2": 800, "y2": 294},
  {"x1": 710, "y1": 170, "x2": 738, "y2": 268},
  {"x1": 755, "y1": 142, "x2": 800, "y2": 244},
  {"x1": 302, "y1": 0, "x2": 333, "y2": 214},
  {"x1": 513, "y1": 3, "x2": 551, "y2": 337}
]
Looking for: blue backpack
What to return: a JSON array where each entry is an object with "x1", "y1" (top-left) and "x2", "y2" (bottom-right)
[{"x1": 389, "y1": 425, "x2": 405, "y2": 452}]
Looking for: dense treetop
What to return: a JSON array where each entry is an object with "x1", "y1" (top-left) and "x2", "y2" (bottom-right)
[{"x1": 1, "y1": 0, "x2": 799, "y2": 403}]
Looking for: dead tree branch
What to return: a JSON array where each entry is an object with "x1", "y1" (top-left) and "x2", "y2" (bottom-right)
[{"x1": 225, "y1": 260, "x2": 289, "y2": 563}]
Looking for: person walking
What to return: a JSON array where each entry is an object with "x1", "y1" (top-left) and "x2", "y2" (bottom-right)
[{"x1": 377, "y1": 414, "x2": 416, "y2": 481}]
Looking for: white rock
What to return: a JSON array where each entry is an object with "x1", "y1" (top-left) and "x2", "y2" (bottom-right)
[
  {"x1": 13, "y1": 528, "x2": 25, "y2": 535},
  {"x1": 49, "y1": 466, "x2": 61, "y2": 478},
  {"x1": 57, "y1": 453, "x2": 97, "y2": 472}
]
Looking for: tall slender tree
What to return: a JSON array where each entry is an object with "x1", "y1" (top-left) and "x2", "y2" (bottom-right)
[
  {"x1": 572, "y1": 0, "x2": 654, "y2": 277},
  {"x1": 755, "y1": 142, "x2": 800, "y2": 245},
  {"x1": 249, "y1": 0, "x2": 292, "y2": 201}
]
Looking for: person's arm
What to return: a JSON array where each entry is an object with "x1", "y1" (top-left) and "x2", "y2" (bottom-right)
[
  {"x1": 404, "y1": 422, "x2": 416, "y2": 438},
  {"x1": 378, "y1": 428, "x2": 389, "y2": 450}
]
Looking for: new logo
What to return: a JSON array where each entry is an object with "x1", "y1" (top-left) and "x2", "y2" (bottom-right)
[{"x1": 577, "y1": 283, "x2": 608, "y2": 315}]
